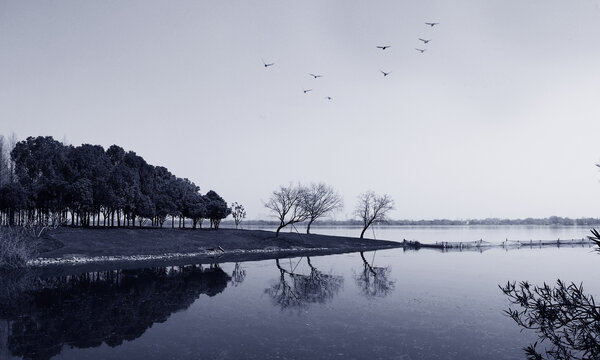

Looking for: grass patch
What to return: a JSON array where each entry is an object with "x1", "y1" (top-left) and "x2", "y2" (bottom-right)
[{"x1": 0, "y1": 227, "x2": 40, "y2": 269}]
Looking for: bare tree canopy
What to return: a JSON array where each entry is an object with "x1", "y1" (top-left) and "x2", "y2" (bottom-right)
[
  {"x1": 264, "y1": 183, "x2": 309, "y2": 237},
  {"x1": 301, "y1": 183, "x2": 343, "y2": 234},
  {"x1": 355, "y1": 191, "x2": 395, "y2": 239}
]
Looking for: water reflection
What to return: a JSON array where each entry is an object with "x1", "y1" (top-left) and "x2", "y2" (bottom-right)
[
  {"x1": 265, "y1": 257, "x2": 344, "y2": 310},
  {"x1": 0, "y1": 265, "x2": 231, "y2": 360},
  {"x1": 231, "y1": 262, "x2": 246, "y2": 287},
  {"x1": 355, "y1": 251, "x2": 395, "y2": 298},
  {"x1": 500, "y1": 280, "x2": 600, "y2": 360}
]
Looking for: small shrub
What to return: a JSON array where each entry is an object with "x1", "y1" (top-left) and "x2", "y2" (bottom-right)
[{"x1": 0, "y1": 227, "x2": 39, "y2": 269}]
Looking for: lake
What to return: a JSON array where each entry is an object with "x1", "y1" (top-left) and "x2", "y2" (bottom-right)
[{"x1": 1, "y1": 226, "x2": 598, "y2": 359}]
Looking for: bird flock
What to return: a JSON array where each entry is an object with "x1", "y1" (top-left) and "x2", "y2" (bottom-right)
[{"x1": 262, "y1": 21, "x2": 440, "y2": 101}]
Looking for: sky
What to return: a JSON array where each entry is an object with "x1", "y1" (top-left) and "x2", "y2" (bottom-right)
[{"x1": 2, "y1": 0, "x2": 600, "y2": 220}]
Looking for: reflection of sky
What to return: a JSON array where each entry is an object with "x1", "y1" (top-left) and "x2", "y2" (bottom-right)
[
  {"x1": 2, "y1": 1, "x2": 600, "y2": 220},
  {"x1": 15, "y1": 245, "x2": 599, "y2": 360}
]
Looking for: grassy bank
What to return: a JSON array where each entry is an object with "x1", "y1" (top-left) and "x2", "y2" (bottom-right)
[{"x1": 30, "y1": 227, "x2": 401, "y2": 269}]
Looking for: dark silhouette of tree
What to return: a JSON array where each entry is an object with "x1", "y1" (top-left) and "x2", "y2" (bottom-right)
[
  {"x1": 0, "y1": 135, "x2": 230, "y2": 229},
  {"x1": 0, "y1": 183, "x2": 27, "y2": 225},
  {"x1": 0, "y1": 265, "x2": 231, "y2": 360},
  {"x1": 355, "y1": 251, "x2": 395, "y2": 298},
  {"x1": 151, "y1": 166, "x2": 178, "y2": 227},
  {"x1": 301, "y1": 182, "x2": 343, "y2": 234},
  {"x1": 354, "y1": 191, "x2": 394, "y2": 239},
  {"x1": 182, "y1": 183, "x2": 207, "y2": 229},
  {"x1": 500, "y1": 280, "x2": 600, "y2": 360},
  {"x1": 205, "y1": 190, "x2": 231, "y2": 229},
  {"x1": 231, "y1": 202, "x2": 246, "y2": 229},
  {"x1": 11, "y1": 136, "x2": 68, "y2": 225},
  {"x1": 264, "y1": 184, "x2": 309, "y2": 237}
]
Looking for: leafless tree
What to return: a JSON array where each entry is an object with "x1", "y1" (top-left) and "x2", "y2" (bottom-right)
[
  {"x1": 230, "y1": 202, "x2": 246, "y2": 229},
  {"x1": 264, "y1": 183, "x2": 309, "y2": 237},
  {"x1": 265, "y1": 258, "x2": 344, "y2": 310},
  {"x1": 355, "y1": 251, "x2": 395, "y2": 298},
  {"x1": 354, "y1": 191, "x2": 394, "y2": 239},
  {"x1": 301, "y1": 183, "x2": 343, "y2": 234}
]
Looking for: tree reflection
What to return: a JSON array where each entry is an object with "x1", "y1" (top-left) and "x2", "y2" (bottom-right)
[
  {"x1": 0, "y1": 265, "x2": 230, "y2": 360},
  {"x1": 500, "y1": 280, "x2": 600, "y2": 360},
  {"x1": 231, "y1": 262, "x2": 246, "y2": 286},
  {"x1": 355, "y1": 251, "x2": 395, "y2": 298},
  {"x1": 265, "y1": 257, "x2": 344, "y2": 310}
]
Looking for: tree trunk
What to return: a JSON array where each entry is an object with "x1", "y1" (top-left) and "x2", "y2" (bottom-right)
[
  {"x1": 275, "y1": 225, "x2": 283, "y2": 238},
  {"x1": 360, "y1": 226, "x2": 368, "y2": 239},
  {"x1": 306, "y1": 219, "x2": 314, "y2": 234}
]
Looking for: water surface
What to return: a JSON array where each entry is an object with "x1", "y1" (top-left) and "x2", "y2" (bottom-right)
[{"x1": 1, "y1": 226, "x2": 598, "y2": 359}]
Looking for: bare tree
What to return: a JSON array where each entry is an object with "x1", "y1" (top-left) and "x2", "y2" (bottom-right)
[
  {"x1": 264, "y1": 184, "x2": 309, "y2": 237},
  {"x1": 230, "y1": 202, "x2": 246, "y2": 229},
  {"x1": 355, "y1": 251, "x2": 395, "y2": 298},
  {"x1": 301, "y1": 183, "x2": 343, "y2": 234},
  {"x1": 265, "y1": 258, "x2": 344, "y2": 309},
  {"x1": 354, "y1": 191, "x2": 394, "y2": 239}
]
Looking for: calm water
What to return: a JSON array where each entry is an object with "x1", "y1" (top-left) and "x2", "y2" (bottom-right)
[
  {"x1": 239, "y1": 224, "x2": 593, "y2": 244},
  {"x1": 1, "y1": 226, "x2": 598, "y2": 360}
]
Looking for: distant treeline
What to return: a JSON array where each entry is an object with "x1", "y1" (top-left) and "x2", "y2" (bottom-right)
[
  {"x1": 223, "y1": 216, "x2": 600, "y2": 227},
  {"x1": 0, "y1": 135, "x2": 230, "y2": 228}
]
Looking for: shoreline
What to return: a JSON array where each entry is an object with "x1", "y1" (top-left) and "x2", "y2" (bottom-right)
[
  {"x1": 23, "y1": 227, "x2": 402, "y2": 272},
  {"x1": 9, "y1": 227, "x2": 595, "y2": 274}
]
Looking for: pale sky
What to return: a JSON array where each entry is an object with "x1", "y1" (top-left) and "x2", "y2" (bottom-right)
[{"x1": 2, "y1": 0, "x2": 600, "y2": 220}]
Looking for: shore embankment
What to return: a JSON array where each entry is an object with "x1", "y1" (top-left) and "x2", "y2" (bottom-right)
[{"x1": 28, "y1": 227, "x2": 402, "y2": 271}]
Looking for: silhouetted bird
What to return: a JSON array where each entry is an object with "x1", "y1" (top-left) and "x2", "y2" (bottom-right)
[
  {"x1": 380, "y1": 70, "x2": 391, "y2": 77},
  {"x1": 303, "y1": 89, "x2": 312, "y2": 94},
  {"x1": 425, "y1": 22, "x2": 439, "y2": 27},
  {"x1": 262, "y1": 59, "x2": 274, "y2": 67},
  {"x1": 309, "y1": 73, "x2": 323, "y2": 78},
  {"x1": 325, "y1": 96, "x2": 333, "y2": 100},
  {"x1": 376, "y1": 45, "x2": 391, "y2": 50},
  {"x1": 418, "y1": 38, "x2": 431, "y2": 44},
  {"x1": 415, "y1": 48, "x2": 426, "y2": 53}
]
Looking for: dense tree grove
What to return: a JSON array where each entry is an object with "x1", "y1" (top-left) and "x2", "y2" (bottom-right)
[{"x1": 0, "y1": 135, "x2": 231, "y2": 228}]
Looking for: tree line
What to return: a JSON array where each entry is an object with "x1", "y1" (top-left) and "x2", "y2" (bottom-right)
[{"x1": 0, "y1": 135, "x2": 231, "y2": 229}]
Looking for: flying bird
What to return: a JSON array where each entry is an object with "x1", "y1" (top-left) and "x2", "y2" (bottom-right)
[
  {"x1": 376, "y1": 45, "x2": 391, "y2": 50},
  {"x1": 418, "y1": 38, "x2": 431, "y2": 44},
  {"x1": 324, "y1": 96, "x2": 333, "y2": 100},
  {"x1": 303, "y1": 89, "x2": 312, "y2": 94},
  {"x1": 309, "y1": 73, "x2": 323, "y2": 78},
  {"x1": 380, "y1": 70, "x2": 391, "y2": 77},
  {"x1": 262, "y1": 59, "x2": 274, "y2": 67},
  {"x1": 425, "y1": 22, "x2": 439, "y2": 27},
  {"x1": 415, "y1": 48, "x2": 426, "y2": 53}
]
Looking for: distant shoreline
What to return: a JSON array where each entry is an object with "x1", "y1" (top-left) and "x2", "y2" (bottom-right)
[{"x1": 226, "y1": 217, "x2": 600, "y2": 227}]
